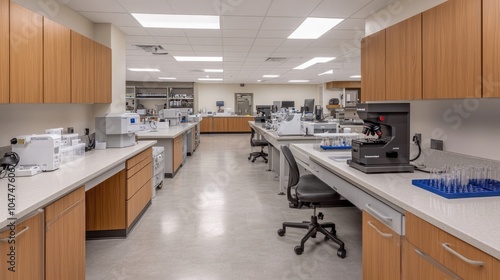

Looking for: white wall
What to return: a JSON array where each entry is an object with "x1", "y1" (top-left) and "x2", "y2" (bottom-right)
[
  {"x1": 197, "y1": 83, "x2": 319, "y2": 114},
  {"x1": 0, "y1": 1, "x2": 126, "y2": 146},
  {"x1": 410, "y1": 99, "x2": 500, "y2": 161},
  {"x1": 365, "y1": 0, "x2": 446, "y2": 35}
]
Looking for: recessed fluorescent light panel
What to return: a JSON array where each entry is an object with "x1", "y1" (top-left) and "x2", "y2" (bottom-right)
[
  {"x1": 263, "y1": 75, "x2": 279, "y2": 78},
  {"x1": 131, "y1": 14, "x2": 220, "y2": 29},
  {"x1": 158, "y1": 77, "x2": 176, "y2": 80},
  {"x1": 350, "y1": 75, "x2": 362, "y2": 78},
  {"x1": 174, "y1": 56, "x2": 223, "y2": 62},
  {"x1": 288, "y1": 18, "x2": 344, "y2": 39},
  {"x1": 204, "y1": 69, "x2": 223, "y2": 73},
  {"x1": 318, "y1": 70, "x2": 333, "y2": 76},
  {"x1": 289, "y1": 80, "x2": 309, "y2": 83},
  {"x1": 294, "y1": 57, "x2": 335, "y2": 70},
  {"x1": 198, "y1": 78, "x2": 223, "y2": 81},
  {"x1": 127, "y1": 68, "x2": 160, "y2": 72}
]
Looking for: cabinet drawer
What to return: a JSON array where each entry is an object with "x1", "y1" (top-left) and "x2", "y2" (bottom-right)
[
  {"x1": 127, "y1": 180, "x2": 152, "y2": 227},
  {"x1": 406, "y1": 213, "x2": 500, "y2": 279},
  {"x1": 126, "y1": 147, "x2": 152, "y2": 170},
  {"x1": 45, "y1": 186, "x2": 84, "y2": 224},
  {"x1": 402, "y1": 239, "x2": 455, "y2": 280},
  {"x1": 358, "y1": 190, "x2": 403, "y2": 235},
  {"x1": 126, "y1": 154, "x2": 151, "y2": 179},
  {"x1": 127, "y1": 162, "x2": 152, "y2": 200}
]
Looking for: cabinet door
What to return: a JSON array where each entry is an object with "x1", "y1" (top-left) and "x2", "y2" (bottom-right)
[
  {"x1": 94, "y1": 42, "x2": 112, "y2": 103},
  {"x1": 44, "y1": 18, "x2": 71, "y2": 103},
  {"x1": 173, "y1": 134, "x2": 183, "y2": 172},
  {"x1": 226, "y1": 117, "x2": 238, "y2": 132},
  {"x1": 402, "y1": 240, "x2": 455, "y2": 280},
  {"x1": 362, "y1": 211, "x2": 400, "y2": 280},
  {"x1": 0, "y1": 210, "x2": 44, "y2": 280},
  {"x1": 212, "y1": 117, "x2": 227, "y2": 132},
  {"x1": 386, "y1": 14, "x2": 422, "y2": 100},
  {"x1": 71, "y1": 31, "x2": 95, "y2": 103},
  {"x1": 9, "y1": 3, "x2": 43, "y2": 103},
  {"x1": 422, "y1": 0, "x2": 481, "y2": 99},
  {"x1": 483, "y1": 0, "x2": 500, "y2": 97},
  {"x1": 45, "y1": 187, "x2": 85, "y2": 280},
  {"x1": 200, "y1": 117, "x2": 213, "y2": 133},
  {"x1": 0, "y1": 0, "x2": 8, "y2": 103},
  {"x1": 361, "y1": 30, "x2": 385, "y2": 102}
]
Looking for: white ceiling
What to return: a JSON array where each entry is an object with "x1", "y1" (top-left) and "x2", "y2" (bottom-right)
[{"x1": 63, "y1": 0, "x2": 392, "y2": 84}]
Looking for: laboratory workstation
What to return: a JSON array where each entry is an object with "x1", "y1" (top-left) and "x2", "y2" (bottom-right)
[{"x1": 2, "y1": 0, "x2": 500, "y2": 279}]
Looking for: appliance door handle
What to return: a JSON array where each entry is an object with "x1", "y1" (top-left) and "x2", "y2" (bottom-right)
[
  {"x1": 414, "y1": 248, "x2": 463, "y2": 280},
  {"x1": 367, "y1": 221, "x2": 392, "y2": 238},
  {"x1": 365, "y1": 204, "x2": 392, "y2": 223},
  {"x1": 0, "y1": 226, "x2": 30, "y2": 242},
  {"x1": 441, "y1": 243, "x2": 484, "y2": 267}
]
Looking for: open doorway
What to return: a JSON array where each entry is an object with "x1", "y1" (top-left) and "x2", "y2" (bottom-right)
[{"x1": 235, "y1": 93, "x2": 253, "y2": 115}]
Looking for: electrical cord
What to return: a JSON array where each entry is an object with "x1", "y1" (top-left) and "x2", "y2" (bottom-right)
[
  {"x1": 410, "y1": 137, "x2": 421, "y2": 162},
  {"x1": 0, "y1": 152, "x2": 20, "y2": 179}
]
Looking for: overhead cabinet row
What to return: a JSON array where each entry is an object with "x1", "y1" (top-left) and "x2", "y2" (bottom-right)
[
  {"x1": 362, "y1": 0, "x2": 499, "y2": 101},
  {"x1": 0, "y1": 0, "x2": 111, "y2": 104}
]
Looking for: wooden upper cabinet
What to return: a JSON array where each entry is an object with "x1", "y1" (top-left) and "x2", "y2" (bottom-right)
[
  {"x1": 94, "y1": 42, "x2": 112, "y2": 103},
  {"x1": 9, "y1": 3, "x2": 43, "y2": 103},
  {"x1": 422, "y1": 0, "x2": 481, "y2": 99},
  {"x1": 44, "y1": 18, "x2": 71, "y2": 103},
  {"x1": 0, "y1": 0, "x2": 8, "y2": 103},
  {"x1": 386, "y1": 14, "x2": 422, "y2": 100},
  {"x1": 71, "y1": 31, "x2": 95, "y2": 103},
  {"x1": 483, "y1": 0, "x2": 500, "y2": 98},
  {"x1": 361, "y1": 30, "x2": 386, "y2": 102}
]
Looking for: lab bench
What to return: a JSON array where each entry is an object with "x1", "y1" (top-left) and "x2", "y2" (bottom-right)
[
  {"x1": 0, "y1": 141, "x2": 157, "y2": 279},
  {"x1": 136, "y1": 122, "x2": 199, "y2": 178},
  {"x1": 290, "y1": 143, "x2": 500, "y2": 279}
]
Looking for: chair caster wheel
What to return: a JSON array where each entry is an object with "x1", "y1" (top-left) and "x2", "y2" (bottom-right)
[
  {"x1": 277, "y1": 229, "x2": 285, "y2": 237},
  {"x1": 337, "y1": 249, "x2": 346, "y2": 259},
  {"x1": 252, "y1": 159, "x2": 256, "y2": 162},
  {"x1": 311, "y1": 234, "x2": 316, "y2": 238},
  {"x1": 294, "y1": 246, "x2": 304, "y2": 255},
  {"x1": 265, "y1": 160, "x2": 268, "y2": 163},
  {"x1": 247, "y1": 157, "x2": 251, "y2": 160}
]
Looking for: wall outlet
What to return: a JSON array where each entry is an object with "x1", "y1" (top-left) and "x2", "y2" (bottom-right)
[
  {"x1": 430, "y1": 139, "x2": 444, "y2": 151},
  {"x1": 413, "y1": 133, "x2": 422, "y2": 144}
]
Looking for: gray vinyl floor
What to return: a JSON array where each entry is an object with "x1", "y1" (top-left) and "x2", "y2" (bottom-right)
[{"x1": 86, "y1": 134, "x2": 362, "y2": 280}]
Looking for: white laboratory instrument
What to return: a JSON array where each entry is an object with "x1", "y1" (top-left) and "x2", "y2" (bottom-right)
[
  {"x1": 12, "y1": 134, "x2": 62, "y2": 171},
  {"x1": 95, "y1": 113, "x2": 140, "y2": 148},
  {"x1": 276, "y1": 113, "x2": 303, "y2": 136},
  {"x1": 301, "y1": 121, "x2": 339, "y2": 136},
  {"x1": 159, "y1": 109, "x2": 181, "y2": 126},
  {"x1": 152, "y1": 146, "x2": 165, "y2": 198}
]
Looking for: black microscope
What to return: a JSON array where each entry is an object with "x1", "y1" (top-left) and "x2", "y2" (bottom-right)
[{"x1": 348, "y1": 103, "x2": 415, "y2": 173}]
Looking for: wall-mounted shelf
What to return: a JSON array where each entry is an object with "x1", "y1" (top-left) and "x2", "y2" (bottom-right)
[{"x1": 125, "y1": 82, "x2": 194, "y2": 113}]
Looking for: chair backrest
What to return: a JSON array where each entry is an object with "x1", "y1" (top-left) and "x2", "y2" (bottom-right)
[
  {"x1": 281, "y1": 145, "x2": 301, "y2": 204},
  {"x1": 250, "y1": 127, "x2": 256, "y2": 147}
]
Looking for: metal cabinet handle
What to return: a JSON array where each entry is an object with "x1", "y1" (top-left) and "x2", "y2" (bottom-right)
[
  {"x1": 0, "y1": 226, "x2": 30, "y2": 242},
  {"x1": 365, "y1": 204, "x2": 392, "y2": 222},
  {"x1": 414, "y1": 248, "x2": 463, "y2": 280},
  {"x1": 367, "y1": 221, "x2": 392, "y2": 238},
  {"x1": 441, "y1": 243, "x2": 484, "y2": 267}
]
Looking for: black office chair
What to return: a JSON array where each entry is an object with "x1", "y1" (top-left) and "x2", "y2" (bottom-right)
[
  {"x1": 277, "y1": 145, "x2": 346, "y2": 258},
  {"x1": 248, "y1": 128, "x2": 268, "y2": 163}
]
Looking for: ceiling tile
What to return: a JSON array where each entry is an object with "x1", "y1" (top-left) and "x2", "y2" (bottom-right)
[
  {"x1": 188, "y1": 37, "x2": 222, "y2": 45},
  {"x1": 155, "y1": 36, "x2": 190, "y2": 45},
  {"x1": 351, "y1": 0, "x2": 393, "y2": 19},
  {"x1": 224, "y1": 45, "x2": 251, "y2": 52},
  {"x1": 223, "y1": 38, "x2": 255, "y2": 46},
  {"x1": 309, "y1": 0, "x2": 372, "y2": 18},
  {"x1": 184, "y1": 29, "x2": 222, "y2": 38},
  {"x1": 145, "y1": 28, "x2": 187, "y2": 37},
  {"x1": 126, "y1": 35, "x2": 158, "y2": 44},
  {"x1": 65, "y1": 0, "x2": 126, "y2": 12},
  {"x1": 220, "y1": 0, "x2": 272, "y2": 16},
  {"x1": 80, "y1": 12, "x2": 139, "y2": 26},
  {"x1": 118, "y1": 26, "x2": 150, "y2": 36},
  {"x1": 256, "y1": 30, "x2": 292, "y2": 39},
  {"x1": 161, "y1": 44, "x2": 193, "y2": 51},
  {"x1": 191, "y1": 45, "x2": 223, "y2": 52},
  {"x1": 222, "y1": 29, "x2": 259, "y2": 38},
  {"x1": 221, "y1": 16, "x2": 264, "y2": 30},
  {"x1": 260, "y1": 17, "x2": 304, "y2": 31},
  {"x1": 335, "y1": 18, "x2": 367, "y2": 30},
  {"x1": 253, "y1": 38, "x2": 285, "y2": 47},
  {"x1": 165, "y1": 0, "x2": 222, "y2": 15},
  {"x1": 116, "y1": 0, "x2": 174, "y2": 14},
  {"x1": 266, "y1": 0, "x2": 322, "y2": 17}
]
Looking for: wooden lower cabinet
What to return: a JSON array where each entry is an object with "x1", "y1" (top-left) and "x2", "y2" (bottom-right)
[
  {"x1": 86, "y1": 149, "x2": 152, "y2": 238},
  {"x1": 227, "y1": 117, "x2": 252, "y2": 132},
  {"x1": 405, "y1": 212, "x2": 500, "y2": 279},
  {"x1": 200, "y1": 117, "x2": 213, "y2": 133},
  {"x1": 212, "y1": 117, "x2": 227, "y2": 132},
  {"x1": 173, "y1": 134, "x2": 183, "y2": 173},
  {"x1": 45, "y1": 187, "x2": 85, "y2": 280},
  {"x1": 0, "y1": 210, "x2": 44, "y2": 280},
  {"x1": 362, "y1": 211, "x2": 401, "y2": 280},
  {"x1": 402, "y1": 239, "x2": 454, "y2": 280}
]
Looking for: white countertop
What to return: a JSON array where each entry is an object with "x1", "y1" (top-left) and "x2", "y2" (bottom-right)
[
  {"x1": 292, "y1": 143, "x2": 500, "y2": 260},
  {"x1": 249, "y1": 121, "x2": 317, "y2": 142},
  {"x1": 136, "y1": 123, "x2": 197, "y2": 139},
  {"x1": 0, "y1": 141, "x2": 156, "y2": 229}
]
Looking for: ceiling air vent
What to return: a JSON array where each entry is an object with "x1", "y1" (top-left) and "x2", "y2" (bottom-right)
[
  {"x1": 265, "y1": 57, "x2": 287, "y2": 62},
  {"x1": 134, "y1": 44, "x2": 169, "y2": 55}
]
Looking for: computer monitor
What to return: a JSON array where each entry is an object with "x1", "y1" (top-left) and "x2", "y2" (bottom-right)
[
  {"x1": 216, "y1": 101, "x2": 224, "y2": 107},
  {"x1": 256, "y1": 105, "x2": 272, "y2": 119},
  {"x1": 281, "y1": 101, "x2": 295, "y2": 108},
  {"x1": 303, "y1": 99, "x2": 315, "y2": 113}
]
